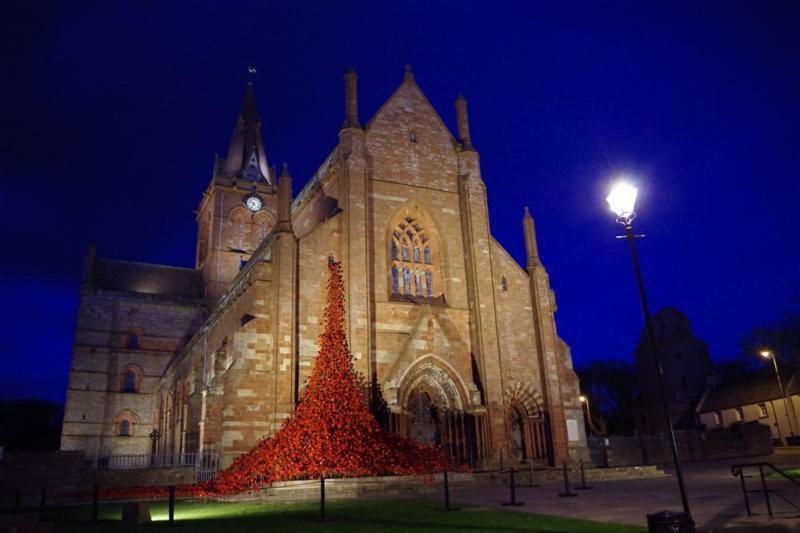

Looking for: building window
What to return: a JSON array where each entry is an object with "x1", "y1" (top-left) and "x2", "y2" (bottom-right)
[
  {"x1": 390, "y1": 215, "x2": 438, "y2": 301},
  {"x1": 759, "y1": 403, "x2": 768, "y2": 418},
  {"x1": 127, "y1": 333, "x2": 139, "y2": 350},
  {"x1": 714, "y1": 411, "x2": 722, "y2": 426},
  {"x1": 410, "y1": 130, "x2": 417, "y2": 143},
  {"x1": 119, "y1": 419, "x2": 131, "y2": 436},
  {"x1": 122, "y1": 370, "x2": 137, "y2": 393},
  {"x1": 501, "y1": 275, "x2": 508, "y2": 291},
  {"x1": 120, "y1": 365, "x2": 141, "y2": 393},
  {"x1": 391, "y1": 266, "x2": 399, "y2": 294}
]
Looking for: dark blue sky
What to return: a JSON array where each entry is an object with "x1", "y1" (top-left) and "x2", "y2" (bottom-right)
[{"x1": 2, "y1": 1, "x2": 798, "y2": 403}]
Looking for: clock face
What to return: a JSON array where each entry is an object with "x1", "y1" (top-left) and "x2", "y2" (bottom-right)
[{"x1": 245, "y1": 195, "x2": 263, "y2": 212}]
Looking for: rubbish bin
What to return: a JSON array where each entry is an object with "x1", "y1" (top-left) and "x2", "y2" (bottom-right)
[{"x1": 646, "y1": 511, "x2": 694, "y2": 533}]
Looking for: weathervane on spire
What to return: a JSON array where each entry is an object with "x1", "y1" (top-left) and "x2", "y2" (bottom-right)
[{"x1": 248, "y1": 65, "x2": 257, "y2": 75}]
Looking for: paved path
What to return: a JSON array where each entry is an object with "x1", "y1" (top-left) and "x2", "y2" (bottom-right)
[{"x1": 446, "y1": 455, "x2": 800, "y2": 531}]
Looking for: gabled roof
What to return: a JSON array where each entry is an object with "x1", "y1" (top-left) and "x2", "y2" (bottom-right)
[
  {"x1": 221, "y1": 83, "x2": 271, "y2": 184},
  {"x1": 364, "y1": 69, "x2": 457, "y2": 145},
  {"x1": 696, "y1": 367, "x2": 800, "y2": 413}
]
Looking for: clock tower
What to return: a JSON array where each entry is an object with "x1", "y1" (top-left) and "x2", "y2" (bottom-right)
[{"x1": 196, "y1": 83, "x2": 279, "y2": 303}]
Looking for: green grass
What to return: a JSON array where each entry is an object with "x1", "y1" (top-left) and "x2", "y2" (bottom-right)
[
  {"x1": 36, "y1": 499, "x2": 645, "y2": 532},
  {"x1": 769, "y1": 468, "x2": 800, "y2": 479}
]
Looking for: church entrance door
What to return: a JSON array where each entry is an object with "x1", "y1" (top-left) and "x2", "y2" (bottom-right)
[
  {"x1": 409, "y1": 390, "x2": 440, "y2": 446},
  {"x1": 510, "y1": 408, "x2": 527, "y2": 462}
]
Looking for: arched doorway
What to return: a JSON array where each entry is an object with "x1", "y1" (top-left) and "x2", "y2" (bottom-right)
[{"x1": 408, "y1": 390, "x2": 440, "y2": 446}]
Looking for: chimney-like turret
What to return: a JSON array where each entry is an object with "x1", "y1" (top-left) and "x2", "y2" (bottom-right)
[
  {"x1": 455, "y1": 92, "x2": 474, "y2": 151},
  {"x1": 276, "y1": 164, "x2": 293, "y2": 233},
  {"x1": 343, "y1": 67, "x2": 360, "y2": 129},
  {"x1": 523, "y1": 206, "x2": 540, "y2": 268}
]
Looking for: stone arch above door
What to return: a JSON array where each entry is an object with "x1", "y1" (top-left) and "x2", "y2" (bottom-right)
[
  {"x1": 503, "y1": 381, "x2": 544, "y2": 418},
  {"x1": 393, "y1": 355, "x2": 470, "y2": 412}
]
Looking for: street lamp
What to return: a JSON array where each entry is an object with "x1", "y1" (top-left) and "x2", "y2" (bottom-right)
[
  {"x1": 607, "y1": 180, "x2": 692, "y2": 519},
  {"x1": 760, "y1": 350, "x2": 796, "y2": 442}
]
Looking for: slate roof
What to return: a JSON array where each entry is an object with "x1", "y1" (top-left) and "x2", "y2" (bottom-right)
[{"x1": 696, "y1": 366, "x2": 800, "y2": 413}]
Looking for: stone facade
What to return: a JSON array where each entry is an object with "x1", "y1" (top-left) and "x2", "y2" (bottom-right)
[{"x1": 61, "y1": 68, "x2": 589, "y2": 468}]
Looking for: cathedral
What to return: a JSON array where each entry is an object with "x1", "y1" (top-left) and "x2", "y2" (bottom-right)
[{"x1": 61, "y1": 67, "x2": 588, "y2": 469}]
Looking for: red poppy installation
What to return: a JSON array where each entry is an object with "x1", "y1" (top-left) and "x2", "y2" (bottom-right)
[{"x1": 206, "y1": 260, "x2": 448, "y2": 494}]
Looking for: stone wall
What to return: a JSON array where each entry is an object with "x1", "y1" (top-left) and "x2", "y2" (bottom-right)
[
  {"x1": 588, "y1": 422, "x2": 773, "y2": 467},
  {"x1": 61, "y1": 282, "x2": 204, "y2": 456}
]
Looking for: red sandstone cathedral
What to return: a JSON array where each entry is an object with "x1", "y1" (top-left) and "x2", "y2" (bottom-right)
[{"x1": 61, "y1": 67, "x2": 588, "y2": 470}]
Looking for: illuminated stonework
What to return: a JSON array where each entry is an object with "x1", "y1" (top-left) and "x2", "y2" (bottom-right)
[{"x1": 61, "y1": 69, "x2": 588, "y2": 467}]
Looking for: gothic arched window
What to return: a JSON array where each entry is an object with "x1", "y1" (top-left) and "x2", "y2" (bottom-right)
[
  {"x1": 119, "y1": 419, "x2": 131, "y2": 436},
  {"x1": 389, "y1": 213, "x2": 440, "y2": 301}
]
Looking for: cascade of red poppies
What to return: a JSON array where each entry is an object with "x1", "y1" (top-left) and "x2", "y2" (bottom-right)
[{"x1": 206, "y1": 260, "x2": 448, "y2": 494}]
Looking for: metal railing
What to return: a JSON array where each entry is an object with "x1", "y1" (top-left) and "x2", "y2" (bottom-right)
[
  {"x1": 90, "y1": 452, "x2": 217, "y2": 471},
  {"x1": 731, "y1": 461, "x2": 800, "y2": 517}
]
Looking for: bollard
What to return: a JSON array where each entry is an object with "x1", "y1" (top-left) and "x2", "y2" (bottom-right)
[
  {"x1": 92, "y1": 484, "x2": 99, "y2": 523},
  {"x1": 575, "y1": 460, "x2": 593, "y2": 490},
  {"x1": 528, "y1": 461, "x2": 538, "y2": 488},
  {"x1": 502, "y1": 468, "x2": 524, "y2": 506},
  {"x1": 444, "y1": 470, "x2": 450, "y2": 510},
  {"x1": 168, "y1": 485, "x2": 175, "y2": 524},
  {"x1": 557, "y1": 463, "x2": 577, "y2": 497},
  {"x1": 320, "y1": 477, "x2": 325, "y2": 522}
]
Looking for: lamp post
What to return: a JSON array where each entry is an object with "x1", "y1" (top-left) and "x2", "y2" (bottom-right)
[
  {"x1": 607, "y1": 181, "x2": 692, "y2": 518},
  {"x1": 761, "y1": 350, "x2": 796, "y2": 443}
]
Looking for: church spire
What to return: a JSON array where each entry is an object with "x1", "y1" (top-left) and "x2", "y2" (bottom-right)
[{"x1": 222, "y1": 83, "x2": 271, "y2": 184}]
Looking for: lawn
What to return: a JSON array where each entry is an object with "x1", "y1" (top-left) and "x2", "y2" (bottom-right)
[{"x1": 38, "y1": 499, "x2": 645, "y2": 532}]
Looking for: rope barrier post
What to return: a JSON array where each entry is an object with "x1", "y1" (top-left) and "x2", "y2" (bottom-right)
[
  {"x1": 575, "y1": 460, "x2": 593, "y2": 490},
  {"x1": 502, "y1": 468, "x2": 524, "y2": 506},
  {"x1": 168, "y1": 485, "x2": 175, "y2": 524},
  {"x1": 528, "y1": 461, "x2": 538, "y2": 488},
  {"x1": 92, "y1": 484, "x2": 99, "y2": 523},
  {"x1": 437, "y1": 469, "x2": 460, "y2": 512},
  {"x1": 320, "y1": 476, "x2": 325, "y2": 522},
  {"x1": 444, "y1": 470, "x2": 450, "y2": 511},
  {"x1": 558, "y1": 462, "x2": 577, "y2": 498}
]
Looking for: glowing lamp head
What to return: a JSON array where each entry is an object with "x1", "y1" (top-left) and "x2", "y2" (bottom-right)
[
  {"x1": 579, "y1": 395, "x2": 587, "y2": 403},
  {"x1": 607, "y1": 181, "x2": 638, "y2": 223},
  {"x1": 760, "y1": 350, "x2": 773, "y2": 359}
]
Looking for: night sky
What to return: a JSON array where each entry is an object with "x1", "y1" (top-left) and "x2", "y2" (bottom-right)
[{"x1": 2, "y1": 1, "x2": 798, "y2": 403}]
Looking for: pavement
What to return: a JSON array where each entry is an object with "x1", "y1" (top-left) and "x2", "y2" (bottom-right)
[{"x1": 446, "y1": 454, "x2": 800, "y2": 531}]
